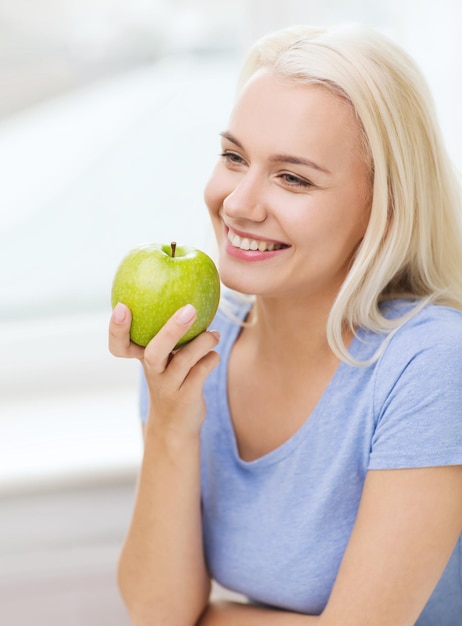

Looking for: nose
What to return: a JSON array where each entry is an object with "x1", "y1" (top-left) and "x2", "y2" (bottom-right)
[{"x1": 222, "y1": 170, "x2": 268, "y2": 223}]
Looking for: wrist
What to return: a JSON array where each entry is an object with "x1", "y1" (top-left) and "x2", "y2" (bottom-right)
[{"x1": 144, "y1": 417, "x2": 202, "y2": 460}]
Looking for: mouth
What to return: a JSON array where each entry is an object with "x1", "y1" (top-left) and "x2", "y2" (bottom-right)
[{"x1": 226, "y1": 227, "x2": 289, "y2": 252}]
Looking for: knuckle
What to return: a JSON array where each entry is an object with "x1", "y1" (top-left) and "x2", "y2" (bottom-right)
[
  {"x1": 143, "y1": 353, "x2": 159, "y2": 371},
  {"x1": 109, "y1": 327, "x2": 144, "y2": 360},
  {"x1": 108, "y1": 344, "x2": 119, "y2": 357},
  {"x1": 108, "y1": 334, "x2": 124, "y2": 357},
  {"x1": 193, "y1": 350, "x2": 220, "y2": 379},
  {"x1": 204, "y1": 350, "x2": 221, "y2": 371},
  {"x1": 108, "y1": 327, "x2": 131, "y2": 354},
  {"x1": 169, "y1": 345, "x2": 189, "y2": 367},
  {"x1": 143, "y1": 344, "x2": 160, "y2": 368}
]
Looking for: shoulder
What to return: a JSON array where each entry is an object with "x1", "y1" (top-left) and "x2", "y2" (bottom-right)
[
  {"x1": 351, "y1": 300, "x2": 462, "y2": 371},
  {"x1": 379, "y1": 301, "x2": 462, "y2": 370},
  {"x1": 372, "y1": 301, "x2": 462, "y2": 420},
  {"x1": 367, "y1": 302, "x2": 462, "y2": 469}
]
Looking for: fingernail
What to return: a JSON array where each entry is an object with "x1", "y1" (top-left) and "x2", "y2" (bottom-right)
[
  {"x1": 112, "y1": 302, "x2": 126, "y2": 323},
  {"x1": 176, "y1": 304, "x2": 196, "y2": 324},
  {"x1": 210, "y1": 330, "x2": 220, "y2": 341}
]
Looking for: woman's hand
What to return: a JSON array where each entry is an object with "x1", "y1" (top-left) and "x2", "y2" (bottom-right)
[{"x1": 109, "y1": 301, "x2": 220, "y2": 435}]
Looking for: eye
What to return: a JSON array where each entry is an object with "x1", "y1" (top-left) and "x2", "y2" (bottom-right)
[
  {"x1": 280, "y1": 172, "x2": 313, "y2": 189},
  {"x1": 220, "y1": 151, "x2": 247, "y2": 166}
]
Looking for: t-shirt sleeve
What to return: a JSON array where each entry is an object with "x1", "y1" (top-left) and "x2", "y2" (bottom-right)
[{"x1": 368, "y1": 311, "x2": 462, "y2": 470}]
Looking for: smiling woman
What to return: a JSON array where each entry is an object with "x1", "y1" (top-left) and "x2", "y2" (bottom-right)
[
  {"x1": 111, "y1": 22, "x2": 462, "y2": 626},
  {"x1": 2, "y1": 2, "x2": 462, "y2": 625}
]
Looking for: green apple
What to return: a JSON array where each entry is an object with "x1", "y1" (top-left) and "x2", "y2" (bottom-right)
[{"x1": 111, "y1": 242, "x2": 220, "y2": 347}]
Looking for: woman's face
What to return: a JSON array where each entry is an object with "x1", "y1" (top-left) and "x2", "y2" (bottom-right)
[{"x1": 204, "y1": 68, "x2": 372, "y2": 304}]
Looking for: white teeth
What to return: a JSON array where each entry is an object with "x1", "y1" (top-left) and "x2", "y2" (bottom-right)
[{"x1": 227, "y1": 229, "x2": 284, "y2": 252}]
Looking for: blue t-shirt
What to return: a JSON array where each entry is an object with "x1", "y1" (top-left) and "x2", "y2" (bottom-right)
[{"x1": 139, "y1": 296, "x2": 462, "y2": 623}]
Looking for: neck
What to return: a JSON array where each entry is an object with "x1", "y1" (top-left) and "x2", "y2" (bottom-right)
[{"x1": 246, "y1": 294, "x2": 339, "y2": 367}]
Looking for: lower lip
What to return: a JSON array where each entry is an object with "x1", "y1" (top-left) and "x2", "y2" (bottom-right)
[{"x1": 224, "y1": 237, "x2": 289, "y2": 262}]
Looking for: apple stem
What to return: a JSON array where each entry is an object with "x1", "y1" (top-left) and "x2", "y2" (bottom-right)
[{"x1": 171, "y1": 241, "x2": 177, "y2": 258}]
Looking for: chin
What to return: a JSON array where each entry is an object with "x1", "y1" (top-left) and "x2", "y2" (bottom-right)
[
  {"x1": 220, "y1": 275, "x2": 255, "y2": 296},
  {"x1": 220, "y1": 273, "x2": 285, "y2": 300},
  {"x1": 217, "y1": 247, "x2": 287, "y2": 298}
]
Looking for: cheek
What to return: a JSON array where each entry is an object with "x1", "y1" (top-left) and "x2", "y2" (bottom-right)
[{"x1": 203, "y1": 165, "x2": 225, "y2": 217}]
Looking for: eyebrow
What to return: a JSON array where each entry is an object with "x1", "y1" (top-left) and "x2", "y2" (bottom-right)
[{"x1": 220, "y1": 131, "x2": 331, "y2": 175}]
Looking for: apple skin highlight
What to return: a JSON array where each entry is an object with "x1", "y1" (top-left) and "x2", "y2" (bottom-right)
[{"x1": 111, "y1": 242, "x2": 220, "y2": 347}]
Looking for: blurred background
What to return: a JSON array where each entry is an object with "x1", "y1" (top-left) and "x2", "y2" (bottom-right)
[{"x1": 0, "y1": 0, "x2": 461, "y2": 623}]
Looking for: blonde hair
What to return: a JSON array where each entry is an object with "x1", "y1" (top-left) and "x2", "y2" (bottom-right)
[{"x1": 237, "y1": 24, "x2": 462, "y2": 363}]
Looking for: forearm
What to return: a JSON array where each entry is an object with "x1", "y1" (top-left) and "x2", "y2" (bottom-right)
[
  {"x1": 118, "y1": 423, "x2": 210, "y2": 625},
  {"x1": 197, "y1": 601, "x2": 321, "y2": 625}
]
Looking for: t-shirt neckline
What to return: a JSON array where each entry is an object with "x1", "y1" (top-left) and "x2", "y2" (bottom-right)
[{"x1": 215, "y1": 306, "x2": 357, "y2": 469}]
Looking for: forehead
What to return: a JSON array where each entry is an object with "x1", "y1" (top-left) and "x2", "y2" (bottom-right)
[{"x1": 228, "y1": 68, "x2": 362, "y2": 162}]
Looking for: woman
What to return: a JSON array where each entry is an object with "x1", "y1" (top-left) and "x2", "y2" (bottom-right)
[{"x1": 109, "y1": 24, "x2": 462, "y2": 625}]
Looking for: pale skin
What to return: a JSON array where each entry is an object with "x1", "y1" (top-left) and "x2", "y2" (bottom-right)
[{"x1": 109, "y1": 69, "x2": 462, "y2": 625}]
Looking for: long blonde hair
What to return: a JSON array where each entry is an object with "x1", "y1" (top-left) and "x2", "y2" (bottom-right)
[{"x1": 237, "y1": 24, "x2": 462, "y2": 363}]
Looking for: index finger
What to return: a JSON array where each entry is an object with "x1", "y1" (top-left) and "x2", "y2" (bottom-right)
[{"x1": 143, "y1": 304, "x2": 197, "y2": 373}]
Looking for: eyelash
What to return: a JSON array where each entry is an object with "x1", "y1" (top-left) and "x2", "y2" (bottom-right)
[
  {"x1": 219, "y1": 151, "x2": 313, "y2": 189},
  {"x1": 219, "y1": 151, "x2": 245, "y2": 165},
  {"x1": 280, "y1": 173, "x2": 313, "y2": 189}
]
